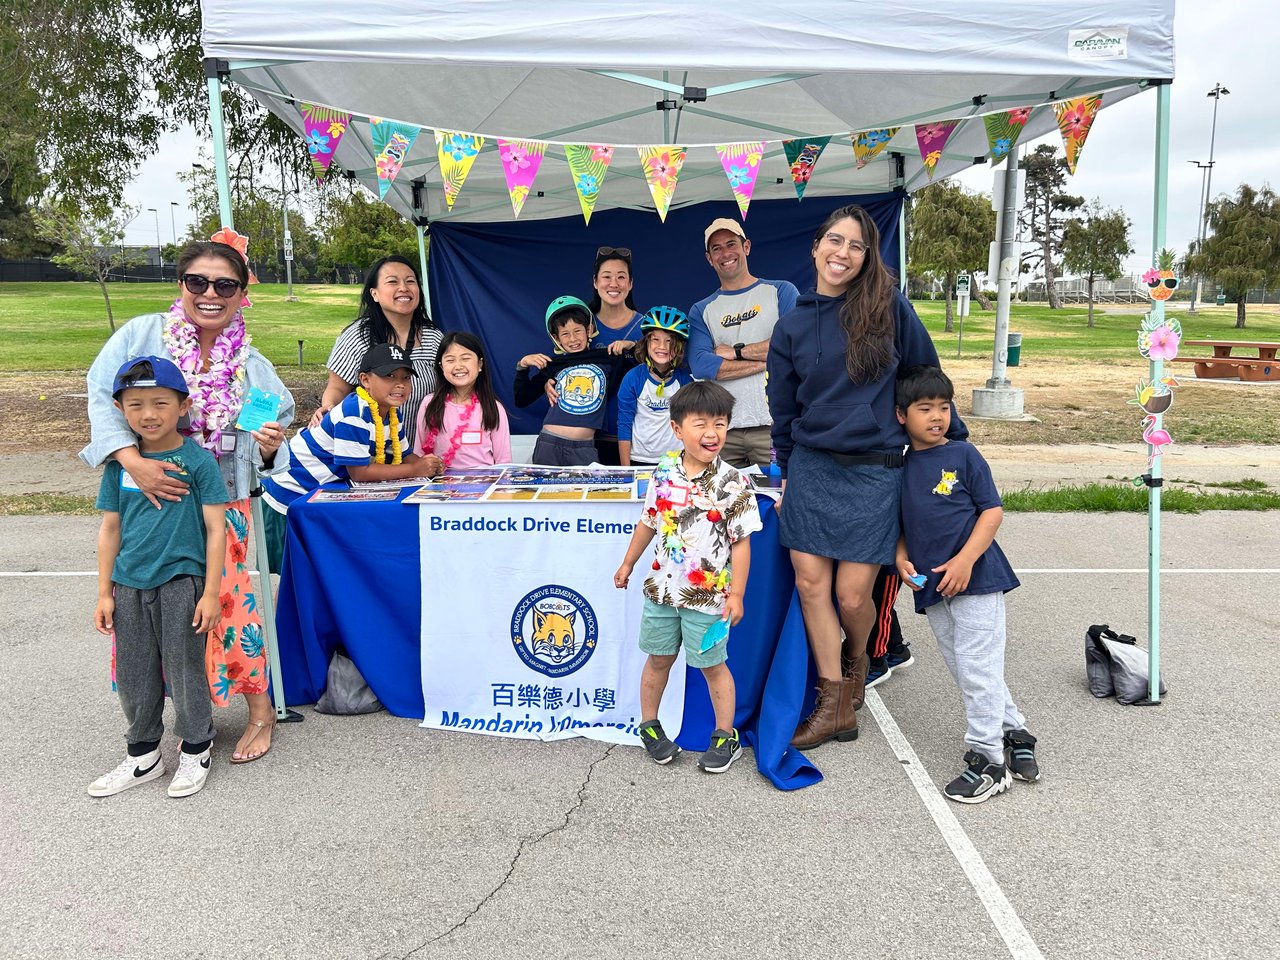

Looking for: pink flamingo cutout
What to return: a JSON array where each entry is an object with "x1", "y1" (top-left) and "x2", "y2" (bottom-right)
[{"x1": 1142, "y1": 416, "x2": 1173, "y2": 464}]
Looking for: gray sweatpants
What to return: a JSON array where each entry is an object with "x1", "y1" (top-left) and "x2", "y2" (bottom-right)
[
  {"x1": 114, "y1": 576, "x2": 215, "y2": 747},
  {"x1": 925, "y1": 592, "x2": 1026, "y2": 764}
]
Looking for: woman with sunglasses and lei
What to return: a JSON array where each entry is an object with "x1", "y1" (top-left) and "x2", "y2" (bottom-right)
[
  {"x1": 82, "y1": 235, "x2": 295, "y2": 765},
  {"x1": 413, "y1": 331, "x2": 511, "y2": 467}
]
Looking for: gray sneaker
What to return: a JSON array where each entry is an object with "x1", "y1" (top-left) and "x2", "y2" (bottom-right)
[
  {"x1": 638, "y1": 720, "x2": 681, "y2": 765},
  {"x1": 698, "y1": 728, "x2": 742, "y2": 774}
]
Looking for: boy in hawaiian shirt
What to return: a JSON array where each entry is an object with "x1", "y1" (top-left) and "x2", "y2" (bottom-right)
[{"x1": 614, "y1": 381, "x2": 762, "y2": 773}]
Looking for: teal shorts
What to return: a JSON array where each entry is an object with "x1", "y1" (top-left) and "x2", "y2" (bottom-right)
[{"x1": 637, "y1": 599, "x2": 729, "y2": 668}]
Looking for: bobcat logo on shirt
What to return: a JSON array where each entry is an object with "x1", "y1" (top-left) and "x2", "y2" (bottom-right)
[
  {"x1": 719, "y1": 305, "x2": 761, "y2": 328},
  {"x1": 933, "y1": 469, "x2": 958, "y2": 496},
  {"x1": 555, "y1": 364, "x2": 605, "y2": 416}
]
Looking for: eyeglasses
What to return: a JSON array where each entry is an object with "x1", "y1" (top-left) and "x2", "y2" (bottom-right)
[
  {"x1": 821, "y1": 233, "x2": 869, "y2": 256},
  {"x1": 181, "y1": 273, "x2": 244, "y2": 297},
  {"x1": 595, "y1": 246, "x2": 632, "y2": 262}
]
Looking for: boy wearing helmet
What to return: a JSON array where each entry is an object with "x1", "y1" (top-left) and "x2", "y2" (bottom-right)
[
  {"x1": 615, "y1": 306, "x2": 696, "y2": 466},
  {"x1": 514, "y1": 296, "x2": 631, "y2": 465}
]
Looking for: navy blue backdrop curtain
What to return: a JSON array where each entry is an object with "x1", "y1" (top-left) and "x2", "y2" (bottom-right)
[{"x1": 428, "y1": 191, "x2": 905, "y2": 435}]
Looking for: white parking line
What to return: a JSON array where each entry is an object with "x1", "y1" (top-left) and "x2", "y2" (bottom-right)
[{"x1": 865, "y1": 689, "x2": 1046, "y2": 960}]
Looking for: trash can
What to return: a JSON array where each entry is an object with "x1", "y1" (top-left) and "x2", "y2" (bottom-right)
[
  {"x1": 1215, "y1": 292, "x2": 1226, "y2": 306},
  {"x1": 1007, "y1": 332, "x2": 1023, "y2": 366}
]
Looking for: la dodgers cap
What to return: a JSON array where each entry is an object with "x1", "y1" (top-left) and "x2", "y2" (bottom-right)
[
  {"x1": 111, "y1": 355, "x2": 189, "y2": 398},
  {"x1": 704, "y1": 218, "x2": 747, "y2": 248},
  {"x1": 360, "y1": 342, "x2": 417, "y2": 377}
]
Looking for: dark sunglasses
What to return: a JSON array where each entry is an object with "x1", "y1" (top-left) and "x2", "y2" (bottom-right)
[
  {"x1": 181, "y1": 273, "x2": 244, "y2": 297},
  {"x1": 595, "y1": 246, "x2": 632, "y2": 262}
]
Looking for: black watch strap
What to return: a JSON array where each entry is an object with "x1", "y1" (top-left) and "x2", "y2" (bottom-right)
[{"x1": 733, "y1": 342, "x2": 745, "y2": 360}]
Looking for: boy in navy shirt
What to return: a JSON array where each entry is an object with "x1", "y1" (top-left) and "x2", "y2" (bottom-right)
[{"x1": 894, "y1": 366, "x2": 1039, "y2": 804}]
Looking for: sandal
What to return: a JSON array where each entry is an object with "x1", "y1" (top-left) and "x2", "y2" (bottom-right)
[{"x1": 229, "y1": 718, "x2": 276, "y2": 765}]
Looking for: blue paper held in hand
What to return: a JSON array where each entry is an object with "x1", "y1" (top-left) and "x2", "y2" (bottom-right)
[
  {"x1": 235, "y1": 387, "x2": 283, "y2": 433},
  {"x1": 906, "y1": 572, "x2": 927, "y2": 588},
  {"x1": 701, "y1": 618, "x2": 730, "y2": 652}
]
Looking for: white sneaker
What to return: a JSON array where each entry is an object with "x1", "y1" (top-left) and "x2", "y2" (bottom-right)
[
  {"x1": 87, "y1": 748, "x2": 165, "y2": 797},
  {"x1": 167, "y1": 748, "x2": 212, "y2": 798}
]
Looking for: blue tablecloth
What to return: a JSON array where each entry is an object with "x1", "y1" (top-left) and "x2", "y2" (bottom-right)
[{"x1": 274, "y1": 488, "x2": 821, "y2": 790}]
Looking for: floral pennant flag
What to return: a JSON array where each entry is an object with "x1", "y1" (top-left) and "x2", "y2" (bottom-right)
[
  {"x1": 852, "y1": 128, "x2": 901, "y2": 169},
  {"x1": 637, "y1": 145, "x2": 688, "y2": 221},
  {"x1": 914, "y1": 120, "x2": 959, "y2": 180},
  {"x1": 434, "y1": 131, "x2": 486, "y2": 210},
  {"x1": 714, "y1": 142, "x2": 766, "y2": 218},
  {"x1": 563, "y1": 144, "x2": 614, "y2": 225},
  {"x1": 299, "y1": 104, "x2": 350, "y2": 183},
  {"x1": 495, "y1": 139, "x2": 547, "y2": 218},
  {"x1": 369, "y1": 118, "x2": 421, "y2": 199},
  {"x1": 781, "y1": 137, "x2": 831, "y2": 199},
  {"x1": 983, "y1": 107, "x2": 1034, "y2": 161},
  {"x1": 1053, "y1": 96, "x2": 1103, "y2": 175}
]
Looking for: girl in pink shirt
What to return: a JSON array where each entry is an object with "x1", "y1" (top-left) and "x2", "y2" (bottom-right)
[{"x1": 413, "y1": 331, "x2": 512, "y2": 467}]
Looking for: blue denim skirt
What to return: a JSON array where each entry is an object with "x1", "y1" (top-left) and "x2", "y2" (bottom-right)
[{"x1": 779, "y1": 444, "x2": 903, "y2": 564}]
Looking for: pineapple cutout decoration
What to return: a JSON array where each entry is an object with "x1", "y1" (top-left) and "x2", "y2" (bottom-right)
[{"x1": 1142, "y1": 248, "x2": 1180, "y2": 301}]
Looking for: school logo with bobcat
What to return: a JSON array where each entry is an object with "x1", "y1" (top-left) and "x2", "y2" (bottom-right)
[
  {"x1": 555, "y1": 364, "x2": 605, "y2": 416},
  {"x1": 933, "y1": 469, "x2": 958, "y2": 496},
  {"x1": 511, "y1": 585, "x2": 598, "y2": 677}
]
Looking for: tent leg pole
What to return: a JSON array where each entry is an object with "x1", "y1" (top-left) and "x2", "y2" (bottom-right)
[
  {"x1": 204, "y1": 62, "x2": 235, "y2": 229},
  {"x1": 1147, "y1": 81, "x2": 1171, "y2": 704},
  {"x1": 417, "y1": 224, "x2": 431, "y2": 319},
  {"x1": 897, "y1": 199, "x2": 908, "y2": 295},
  {"x1": 250, "y1": 495, "x2": 302, "y2": 723}
]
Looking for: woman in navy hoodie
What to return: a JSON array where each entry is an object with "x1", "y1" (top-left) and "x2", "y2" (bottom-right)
[{"x1": 768, "y1": 204, "x2": 963, "y2": 749}]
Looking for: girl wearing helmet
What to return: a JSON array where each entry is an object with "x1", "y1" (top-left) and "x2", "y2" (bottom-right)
[{"x1": 616, "y1": 306, "x2": 696, "y2": 466}]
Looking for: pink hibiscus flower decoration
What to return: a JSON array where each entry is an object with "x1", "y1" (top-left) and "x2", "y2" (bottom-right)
[
  {"x1": 1147, "y1": 324, "x2": 1181, "y2": 360},
  {"x1": 647, "y1": 151, "x2": 679, "y2": 189},
  {"x1": 1141, "y1": 267, "x2": 1161, "y2": 284},
  {"x1": 376, "y1": 155, "x2": 401, "y2": 180},
  {"x1": 1060, "y1": 102, "x2": 1094, "y2": 138},
  {"x1": 1008, "y1": 107, "x2": 1033, "y2": 126},
  {"x1": 500, "y1": 143, "x2": 531, "y2": 174},
  {"x1": 918, "y1": 123, "x2": 951, "y2": 144},
  {"x1": 590, "y1": 145, "x2": 614, "y2": 163}
]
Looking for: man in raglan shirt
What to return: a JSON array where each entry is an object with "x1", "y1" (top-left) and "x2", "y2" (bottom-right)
[{"x1": 687, "y1": 218, "x2": 800, "y2": 470}]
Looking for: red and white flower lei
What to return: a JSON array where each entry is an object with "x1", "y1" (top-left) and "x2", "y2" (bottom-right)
[
  {"x1": 422, "y1": 392, "x2": 479, "y2": 469},
  {"x1": 161, "y1": 298, "x2": 250, "y2": 458}
]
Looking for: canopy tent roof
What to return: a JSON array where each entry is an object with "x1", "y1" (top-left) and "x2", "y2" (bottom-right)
[{"x1": 202, "y1": 0, "x2": 1174, "y2": 223}]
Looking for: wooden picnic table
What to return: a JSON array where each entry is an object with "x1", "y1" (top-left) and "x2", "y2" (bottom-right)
[{"x1": 1172, "y1": 339, "x2": 1280, "y2": 382}]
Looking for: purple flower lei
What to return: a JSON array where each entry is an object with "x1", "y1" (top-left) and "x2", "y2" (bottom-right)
[{"x1": 161, "y1": 298, "x2": 251, "y2": 458}]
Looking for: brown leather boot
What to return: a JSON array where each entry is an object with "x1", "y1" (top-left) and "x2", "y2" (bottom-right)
[
  {"x1": 791, "y1": 677, "x2": 859, "y2": 748},
  {"x1": 848, "y1": 653, "x2": 869, "y2": 711}
]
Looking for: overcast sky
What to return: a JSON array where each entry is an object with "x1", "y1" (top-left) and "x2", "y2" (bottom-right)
[{"x1": 121, "y1": 1, "x2": 1273, "y2": 277}]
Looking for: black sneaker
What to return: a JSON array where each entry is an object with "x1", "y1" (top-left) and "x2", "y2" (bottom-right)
[
  {"x1": 944, "y1": 750, "x2": 1011, "y2": 804},
  {"x1": 698, "y1": 728, "x2": 742, "y2": 774},
  {"x1": 638, "y1": 720, "x2": 681, "y2": 765},
  {"x1": 866, "y1": 657, "x2": 892, "y2": 688},
  {"x1": 1003, "y1": 729, "x2": 1041, "y2": 782},
  {"x1": 885, "y1": 643, "x2": 915, "y2": 670}
]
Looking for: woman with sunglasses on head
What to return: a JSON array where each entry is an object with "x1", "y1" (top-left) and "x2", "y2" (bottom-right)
[
  {"x1": 584, "y1": 246, "x2": 642, "y2": 464},
  {"x1": 767, "y1": 204, "x2": 966, "y2": 750},
  {"x1": 310, "y1": 255, "x2": 443, "y2": 447},
  {"x1": 82, "y1": 237, "x2": 296, "y2": 765}
]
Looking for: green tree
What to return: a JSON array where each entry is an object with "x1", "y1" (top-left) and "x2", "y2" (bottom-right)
[
  {"x1": 34, "y1": 203, "x2": 145, "y2": 331},
  {"x1": 908, "y1": 181, "x2": 995, "y2": 332},
  {"x1": 318, "y1": 190, "x2": 422, "y2": 279},
  {"x1": 1019, "y1": 145, "x2": 1084, "y2": 309},
  {"x1": 1186, "y1": 184, "x2": 1280, "y2": 329},
  {"x1": 1062, "y1": 199, "x2": 1133, "y2": 328}
]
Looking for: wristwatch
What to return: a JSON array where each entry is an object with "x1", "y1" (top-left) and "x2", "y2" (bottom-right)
[{"x1": 733, "y1": 342, "x2": 745, "y2": 360}]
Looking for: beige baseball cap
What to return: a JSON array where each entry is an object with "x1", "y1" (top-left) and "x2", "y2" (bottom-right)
[{"x1": 704, "y1": 218, "x2": 747, "y2": 248}]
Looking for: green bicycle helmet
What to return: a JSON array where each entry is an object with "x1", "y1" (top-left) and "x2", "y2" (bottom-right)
[
  {"x1": 641, "y1": 305, "x2": 689, "y2": 340},
  {"x1": 544, "y1": 295, "x2": 592, "y2": 334}
]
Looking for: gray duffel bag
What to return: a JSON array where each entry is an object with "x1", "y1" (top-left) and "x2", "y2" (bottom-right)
[
  {"x1": 315, "y1": 651, "x2": 384, "y2": 715},
  {"x1": 1086, "y1": 624, "x2": 1167, "y2": 705}
]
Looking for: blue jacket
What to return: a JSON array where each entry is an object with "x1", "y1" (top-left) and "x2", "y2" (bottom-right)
[{"x1": 767, "y1": 289, "x2": 963, "y2": 477}]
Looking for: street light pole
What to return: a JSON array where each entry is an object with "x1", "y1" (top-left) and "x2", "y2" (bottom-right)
[
  {"x1": 146, "y1": 207, "x2": 162, "y2": 281},
  {"x1": 1196, "y1": 83, "x2": 1230, "y2": 309},
  {"x1": 280, "y1": 154, "x2": 297, "y2": 301},
  {"x1": 169, "y1": 201, "x2": 179, "y2": 250},
  {"x1": 1187, "y1": 160, "x2": 1211, "y2": 313}
]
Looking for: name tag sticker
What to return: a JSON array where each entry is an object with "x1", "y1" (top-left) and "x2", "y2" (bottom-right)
[
  {"x1": 666, "y1": 483, "x2": 691, "y2": 507},
  {"x1": 221, "y1": 434, "x2": 238, "y2": 453},
  {"x1": 460, "y1": 430, "x2": 483, "y2": 445},
  {"x1": 120, "y1": 471, "x2": 141, "y2": 491}
]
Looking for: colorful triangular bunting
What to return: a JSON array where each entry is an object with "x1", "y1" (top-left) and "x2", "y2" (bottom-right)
[
  {"x1": 495, "y1": 139, "x2": 547, "y2": 218},
  {"x1": 1053, "y1": 96, "x2": 1103, "y2": 175},
  {"x1": 637, "y1": 145, "x2": 687, "y2": 221},
  {"x1": 852, "y1": 128, "x2": 901, "y2": 169},
  {"x1": 983, "y1": 107, "x2": 1034, "y2": 161},
  {"x1": 434, "y1": 131, "x2": 485, "y2": 209},
  {"x1": 563, "y1": 144, "x2": 614, "y2": 225},
  {"x1": 913, "y1": 120, "x2": 959, "y2": 180},
  {"x1": 714, "y1": 142, "x2": 766, "y2": 219},
  {"x1": 781, "y1": 137, "x2": 831, "y2": 199},
  {"x1": 299, "y1": 104, "x2": 350, "y2": 183},
  {"x1": 369, "y1": 118, "x2": 421, "y2": 199}
]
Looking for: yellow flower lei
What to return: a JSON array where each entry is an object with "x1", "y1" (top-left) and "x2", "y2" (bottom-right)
[{"x1": 355, "y1": 386, "x2": 403, "y2": 465}]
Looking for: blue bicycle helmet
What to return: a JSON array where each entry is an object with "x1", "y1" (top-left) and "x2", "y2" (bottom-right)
[{"x1": 640, "y1": 305, "x2": 689, "y2": 340}]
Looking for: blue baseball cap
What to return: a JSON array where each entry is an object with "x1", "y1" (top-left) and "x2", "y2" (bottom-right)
[{"x1": 111, "y1": 355, "x2": 190, "y2": 399}]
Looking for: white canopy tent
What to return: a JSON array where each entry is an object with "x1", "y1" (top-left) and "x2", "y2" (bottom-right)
[{"x1": 199, "y1": 0, "x2": 1178, "y2": 711}]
